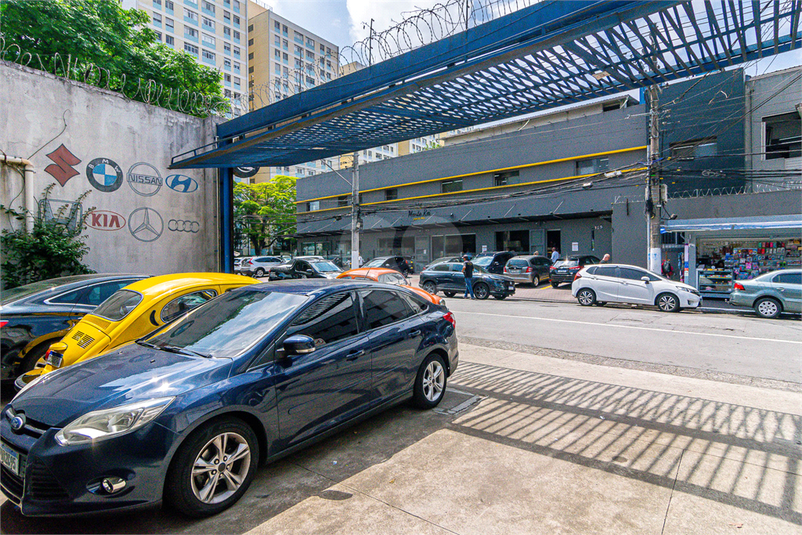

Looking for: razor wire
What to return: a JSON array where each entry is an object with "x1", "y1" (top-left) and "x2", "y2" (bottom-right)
[{"x1": 1, "y1": 37, "x2": 231, "y2": 118}]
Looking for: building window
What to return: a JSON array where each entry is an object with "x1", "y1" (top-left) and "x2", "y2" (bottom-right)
[
  {"x1": 307, "y1": 201, "x2": 320, "y2": 211},
  {"x1": 250, "y1": 24, "x2": 255, "y2": 32},
  {"x1": 224, "y1": 11, "x2": 230, "y2": 23},
  {"x1": 202, "y1": 33, "x2": 216, "y2": 47},
  {"x1": 576, "y1": 156, "x2": 610, "y2": 174},
  {"x1": 224, "y1": 74, "x2": 231, "y2": 82},
  {"x1": 165, "y1": 0, "x2": 174, "y2": 10},
  {"x1": 202, "y1": 1, "x2": 215, "y2": 13},
  {"x1": 184, "y1": 8, "x2": 198, "y2": 22},
  {"x1": 385, "y1": 188, "x2": 398, "y2": 201},
  {"x1": 306, "y1": 37, "x2": 315, "y2": 48},
  {"x1": 233, "y1": 46, "x2": 240, "y2": 56},
  {"x1": 223, "y1": 26, "x2": 231, "y2": 37},
  {"x1": 153, "y1": 13, "x2": 162, "y2": 25},
  {"x1": 441, "y1": 179, "x2": 463, "y2": 193},
  {"x1": 274, "y1": 21, "x2": 280, "y2": 31},
  {"x1": 248, "y1": 52, "x2": 254, "y2": 59},
  {"x1": 248, "y1": 66, "x2": 254, "y2": 73},
  {"x1": 166, "y1": 35, "x2": 174, "y2": 45},
  {"x1": 669, "y1": 138, "x2": 717, "y2": 161},
  {"x1": 233, "y1": 15, "x2": 240, "y2": 26},
  {"x1": 338, "y1": 196, "x2": 348, "y2": 207},
  {"x1": 224, "y1": 42, "x2": 231, "y2": 53},
  {"x1": 165, "y1": 17, "x2": 174, "y2": 31},
  {"x1": 154, "y1": 0, "x2": 162, "y2": 7},
  {"x1": 185, "y1": 26, "x2": 198, "y2": 39},
  {"x1": 202, "y1": 16, "x2": 215, "y2": 30},
  {"x1": 224, "y1": 58, "x2": 231, "y2": 68},
  {"x1": 202, "y1": 49, "x2": 215, "y2": 61},
  {"x1": 493, "y1": 170, "x2": 519, "y2": 186},
  {"x1": 764, "y1": 113, "x2": 801, "y2": 159},
  {"x1": 184, "y1": 43, "x2": 199, "y2": 55},
  {"x1": 155, "y1": 31, "x2": 162, "y2": 41},
  {"x1": 249, "y1": 38, "x2": 254, "y2": 46}
]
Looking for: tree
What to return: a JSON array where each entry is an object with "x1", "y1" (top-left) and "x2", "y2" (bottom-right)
[
  {"x1": 234, "y1": 176, "x2": 297, "y2": 254},
  {"x1": 0, "y1": 0, "x2": 224, "y2": 115},
  {"x1": 1, "y1": 184, "x2": 94, "y2": 289}
]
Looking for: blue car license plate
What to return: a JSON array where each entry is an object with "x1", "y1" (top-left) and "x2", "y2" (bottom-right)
[{"x1": 1, "y1": 442, "x2": 20, "y2": 476}]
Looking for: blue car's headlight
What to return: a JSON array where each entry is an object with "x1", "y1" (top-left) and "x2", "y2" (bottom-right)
[{"x1": 55, "y1": 397, "x2": 174, "y2": 446}]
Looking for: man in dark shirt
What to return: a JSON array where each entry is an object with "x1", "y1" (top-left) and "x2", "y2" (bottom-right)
[{"x1": 462, "y1": 256, "x2": 476, "y2": 299}]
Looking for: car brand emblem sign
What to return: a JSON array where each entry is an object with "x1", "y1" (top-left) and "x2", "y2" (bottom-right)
[
  {"x1": 168, "y1": 219, "x2": 200, "y2": 233},
  {"x1": 10, "y1": 415, "x2": 25, "y2": 433},
  {"x1": 86, "y1": 158, "x2": 124, "y2": 193},
  {"x1": 87, "y1": 210, "x2": 126, "y2": 231},
  {"x1": 165, "y1": 174, "x2": 199, "y2": 193},
  {"x1": 128, "y1": 207, "x2": 164, "y2": 242},
  {"x1": 127, "y1": 163, "x2": 163, "y2": 197}
]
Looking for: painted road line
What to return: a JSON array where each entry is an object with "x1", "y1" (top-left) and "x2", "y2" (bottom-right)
[{"x1": 457, "y1": 311, "x2": 802, "y2": 345}]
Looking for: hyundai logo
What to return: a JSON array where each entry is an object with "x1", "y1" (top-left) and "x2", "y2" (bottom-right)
[{"x1": 10, "y1": 414, "x2": 25, "y2": 433}]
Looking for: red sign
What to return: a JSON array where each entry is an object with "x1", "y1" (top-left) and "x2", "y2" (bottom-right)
[{"x1": 87, "y1": 210, "x2": 126, "y2": 231}]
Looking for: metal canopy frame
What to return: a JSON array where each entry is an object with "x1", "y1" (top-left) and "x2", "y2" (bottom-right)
[{"x1": 171, "y1": 0, "x2": 801, "y2": 169}]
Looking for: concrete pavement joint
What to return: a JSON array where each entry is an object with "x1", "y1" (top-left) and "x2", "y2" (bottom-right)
[
  {"x1": 288, "y1": 461, "x2": 463, "y2": 535},
  {"x1": 458, "y1": 336, "x2": 802, "y2": 393},
  {"x1": 660, "y1": 449, "x2": 684, "y2": 535}
]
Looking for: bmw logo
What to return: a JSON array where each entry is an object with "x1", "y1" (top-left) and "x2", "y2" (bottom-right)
[{"x1": 10, "y1": 415, "x2": 25, "y2": 433}]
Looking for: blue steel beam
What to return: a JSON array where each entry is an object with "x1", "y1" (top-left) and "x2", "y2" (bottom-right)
[{"x1": 170, "y1": 0, "x2": 800, "y2": 169}]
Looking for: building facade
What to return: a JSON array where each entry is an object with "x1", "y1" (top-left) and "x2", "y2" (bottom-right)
[
  {"x1": 121, "y1": 0, "x2": 247, "y2": 115},
  {"x1": 294, "y1": 67, "x2": 800, "y2": 284},
  {"x1": 247, "y1": 2, "x2": 340, "y2": 182}
]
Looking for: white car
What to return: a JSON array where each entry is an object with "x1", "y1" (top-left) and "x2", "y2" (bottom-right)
[{"x1": 571, "y1": 263, "x2": 701, "y2": 312}]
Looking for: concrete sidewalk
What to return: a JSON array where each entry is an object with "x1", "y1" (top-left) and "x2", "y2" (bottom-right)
[{"x1": 241, "y1": 343, "x2": 801, "y2": 535}]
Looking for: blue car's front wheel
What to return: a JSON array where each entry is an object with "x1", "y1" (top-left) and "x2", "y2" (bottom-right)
[{"x1": 166, "y1": 417, "x2": 260, "y2": 517}]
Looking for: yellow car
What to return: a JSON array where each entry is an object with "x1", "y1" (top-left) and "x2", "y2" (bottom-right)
[{"x1": 16, "y1": 273, "x2": 258, "y2": 388}]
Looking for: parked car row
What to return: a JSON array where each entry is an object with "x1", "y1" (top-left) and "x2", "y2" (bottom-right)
[{"x1": 0, "y1": 275, "x2": 458, "y2": 518}]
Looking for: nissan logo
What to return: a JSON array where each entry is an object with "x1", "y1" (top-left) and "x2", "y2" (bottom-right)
[{"x1": 168, "y1": 219, "x2": 200, "y2": 233}]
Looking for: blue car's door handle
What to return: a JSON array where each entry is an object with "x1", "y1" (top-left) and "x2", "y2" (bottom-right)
[
  {"x1": 346, "y1": 349, "x2": 365, "y2": 361},
  {"x1": 408, "y1": 330, "x2": 422, "y2": 337}
]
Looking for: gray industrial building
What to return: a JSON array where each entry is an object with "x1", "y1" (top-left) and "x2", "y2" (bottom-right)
[{"x1": 294, "y1": 67, "x2": 801, "y2": 281}]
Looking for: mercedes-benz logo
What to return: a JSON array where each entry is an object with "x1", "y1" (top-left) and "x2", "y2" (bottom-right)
[
  {"x1": 10, "y1": 414, "x2": 25, "y2": 433},
  {"x1": 128, "y1": 207, "x2": 164, "y2": 242}
]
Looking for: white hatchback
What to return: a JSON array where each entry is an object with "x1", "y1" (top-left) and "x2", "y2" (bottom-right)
[{"x1": 571, "y1": 264, "x2": 702, "y2": 312}]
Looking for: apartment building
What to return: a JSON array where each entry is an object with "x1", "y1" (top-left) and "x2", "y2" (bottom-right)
[
  {"x1": 121, "y1": 0, "x2": 247, "y2": 115},
  {"x1": 247, "y1": 1, "x2": 339, "y2": 183}
]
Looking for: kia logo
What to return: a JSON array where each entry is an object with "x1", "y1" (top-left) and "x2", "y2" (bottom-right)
[{"x1": 87, "y1": 210, "x2": 126, "y2": 231}]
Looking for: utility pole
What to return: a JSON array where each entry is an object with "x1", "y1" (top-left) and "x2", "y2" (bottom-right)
[
  {"x1": 351, "y1": 152, "x2": 360, "y2": 269},
  {"x1": 646, "y1": 84, "x2": 662, "y2": 273}
]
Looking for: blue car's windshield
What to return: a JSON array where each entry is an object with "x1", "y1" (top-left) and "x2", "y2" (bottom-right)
[{"x1": 144, "y1": 289, "x2": 307, "y2": 358}]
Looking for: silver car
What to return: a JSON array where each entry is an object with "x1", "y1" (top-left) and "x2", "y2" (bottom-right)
[
  {"x1": 729, "y1": 269, "x2": 801, "y2": 318},
  {"x1": 241, "y1": 255, "x2": 284, "y2": 277},
  {"x1": 502, "y1": 255, "x2": 552, "y2": 286}
]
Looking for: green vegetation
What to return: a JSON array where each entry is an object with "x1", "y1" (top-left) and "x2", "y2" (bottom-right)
[
  {"x1": 0, "y1": 0, "x2": 224, "y2": 115},
  {"x1": 1, "y1": 184, "x2": 94, "y2": 290},
  {"x1": 234, "y1": 176, "x2": 297, "y2": 254}
]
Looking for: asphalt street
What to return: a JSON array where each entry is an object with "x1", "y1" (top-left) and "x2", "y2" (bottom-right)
[{"x1": 444, "y1": 296, "x2": 802, "y2": 386}]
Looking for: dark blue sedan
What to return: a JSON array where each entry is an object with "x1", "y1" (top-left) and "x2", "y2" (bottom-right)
[{"x1": 0, "y1": 280, "x2": 458, "y2": 517}]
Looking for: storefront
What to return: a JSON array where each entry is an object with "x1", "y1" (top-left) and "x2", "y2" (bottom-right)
[{"x1": 663, "y1": 215, "x2": 802, "y2": 299}]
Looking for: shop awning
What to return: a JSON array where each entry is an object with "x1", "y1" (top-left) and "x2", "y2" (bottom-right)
[{"x1": 662, "y1": 214, "x2": 802, "y2": 233}]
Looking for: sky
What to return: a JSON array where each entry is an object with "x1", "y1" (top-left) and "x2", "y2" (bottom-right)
[{"x1": 251, "y1": 0, "x2": 801, "y2": 74}]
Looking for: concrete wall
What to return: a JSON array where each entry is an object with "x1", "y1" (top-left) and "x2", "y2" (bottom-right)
[{"x1": 0, "y1": 61, "x2": 221, "y2": 275}]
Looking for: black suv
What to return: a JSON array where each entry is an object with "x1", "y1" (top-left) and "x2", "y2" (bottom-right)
[
  {"x1": 549, "y1": 255, "x2": 602, "y2": 287},
  {"x1": 473, "y1": 251, "x2": 516, "y2": 274}
]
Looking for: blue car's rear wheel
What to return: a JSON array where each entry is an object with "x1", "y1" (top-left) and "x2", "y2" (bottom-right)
[
  {"x1": 166, "y1": 417, "x2": 259, "y2": 517},
  {"x1": 413, "y1": 353, "x2": 447, "y2": 409}
]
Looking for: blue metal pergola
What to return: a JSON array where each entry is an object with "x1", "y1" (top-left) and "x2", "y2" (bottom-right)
[{"x1": 171, "y1": 0, "x2": 800, "y2": 170}]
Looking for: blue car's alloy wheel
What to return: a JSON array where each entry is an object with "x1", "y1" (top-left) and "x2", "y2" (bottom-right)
[
  {"x1": 166, "y1": 418, "x2": 259, "y2": 517},
  {"x1": 413, "y1": 353, "x2": 447, "y2": 409}
]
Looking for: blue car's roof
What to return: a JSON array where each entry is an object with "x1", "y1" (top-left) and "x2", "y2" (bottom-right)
[{"x1": 246, "y1": 278, "x2": 383, "y2": 296}]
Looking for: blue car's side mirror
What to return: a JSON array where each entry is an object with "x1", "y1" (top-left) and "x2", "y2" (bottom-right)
[{"x1": 283, "y1": 334, "x2": 315, "y2": 355}]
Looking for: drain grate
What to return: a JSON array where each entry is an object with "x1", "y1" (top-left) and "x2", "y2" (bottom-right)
[{"x1": 435, "y1": 388, "x2": 485, "y2": 416}]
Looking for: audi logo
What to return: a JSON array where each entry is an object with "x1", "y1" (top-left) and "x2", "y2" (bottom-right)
[{"x1": 168, "y1": 219, "x2": 200, "y2": 233}]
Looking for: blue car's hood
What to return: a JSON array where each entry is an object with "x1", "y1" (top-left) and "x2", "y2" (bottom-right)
[{"x1": 11, "y1": 344, "x2": 232, "y2": 428}]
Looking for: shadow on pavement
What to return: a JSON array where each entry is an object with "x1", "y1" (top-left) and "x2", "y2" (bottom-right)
[
  {"x1": 449, "y1": 361, "x2": 802, "y2": 525},
  {"x1": 0, "y1": 390, "x2": 473, "y2": 534}
]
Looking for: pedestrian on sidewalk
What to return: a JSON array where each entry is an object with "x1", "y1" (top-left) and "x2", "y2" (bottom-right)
[
  {"x1": 661, "y1": 258, "x2": 674, "y2": 279},
  {"x1": 550, "y1": 247, "x2": 560, "y2": 263},
  {"x1": 601, "y1": 253, "x2": 611, "y2": 263},
  {"x1": 462, "y1": 256, "x2": 476, "y2": 299}
]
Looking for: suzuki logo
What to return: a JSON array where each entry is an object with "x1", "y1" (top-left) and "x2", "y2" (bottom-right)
[
  {"x1": 87, "y1": 210, "x2": 126, "y2": 231},
  {"x1": 45, "y1": 144, "x2": 81, "y2": 187}
]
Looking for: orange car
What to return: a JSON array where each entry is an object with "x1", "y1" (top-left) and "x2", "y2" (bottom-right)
[{"x1": 337, "y1": 268, "x2": 443, "y2": 305}]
